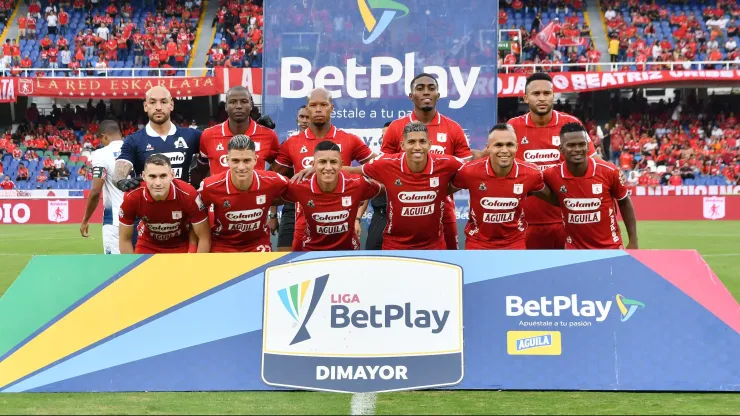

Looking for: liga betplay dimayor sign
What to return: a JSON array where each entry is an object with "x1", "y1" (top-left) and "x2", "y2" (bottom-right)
[
  {"x1": 261, "y1": 257, "x2": 464, "y2": 393},
  {"x1": 262, "y1": 0, "x2": 500, "y2": 152}
]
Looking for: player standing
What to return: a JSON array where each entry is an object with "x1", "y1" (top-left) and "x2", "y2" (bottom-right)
[
  {"x1": 280, "y1": 140, "x2": 382, "y2": 251},
  {"x1": 344, "y1": 121, "x2": 463, "y2": 250},
  {"x1": 271, "y1": 88, "x2": 376, "y2": 251},
  {"x1": 199, "y1": 135, "x2": 288, "y2": 252},
  {"x1": 80, "y1": 120, "x2": 125, "y2": 253},
  {"x1": 381, "y1": 73, "x2": 473, "y2": 250},
  {"x1": 197, "y1": 86, "x2": 280, "y2": 176},
  {"x1": 450, "y1": 124, "x2": 556, "y2": 249},
  {"x1": 507, "y1": 72, "x2": 597, "y2": 250},
  {"x1": 113, "y1": 86, "x2": 202, "y2": 190},
  {"x1": 271, "y1": 105, "x2": 310, "y2": 251},
  {"x1": 118, "y1": 154, "x2": 211, "y2": 254},
  {"x1": 365, "y1": 121, "x2": 392, "y2": 250},
  {"x1": 543, "y1": 123, "x2": 638, "y2": 249}
]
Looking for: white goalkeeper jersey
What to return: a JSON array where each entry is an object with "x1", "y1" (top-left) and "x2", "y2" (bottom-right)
[{"x1": 91, "y1": 140, "x2": 124, "y2": 226}]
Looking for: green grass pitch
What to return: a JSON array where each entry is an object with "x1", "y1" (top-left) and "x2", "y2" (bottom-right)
[{"x1": 0, "y1": 222, "x2": 738, "y2": 415}]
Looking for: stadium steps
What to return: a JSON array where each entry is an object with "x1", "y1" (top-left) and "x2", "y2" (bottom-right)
[
  {"x1": 585, "y1": 0, "x2": 611, "y2": 70},
  {"x1": 1, "y1": 1, "x2": 27, "y2": 44},
  {"x1": 190, "y1": 0, "x2": 220, "y2": 75}
]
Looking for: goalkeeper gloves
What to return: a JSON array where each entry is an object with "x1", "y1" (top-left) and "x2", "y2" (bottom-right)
[
  {"x1": 257, "y1": 115, "x2": 275, "y2": 130},
  {"x1": 115, "y1": 177, "x2": 142, "y2": 192}
]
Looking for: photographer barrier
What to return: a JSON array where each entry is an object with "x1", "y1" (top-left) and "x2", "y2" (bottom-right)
[{"x1": 0, "y1": 251, "x2": 737, "y2": 393}]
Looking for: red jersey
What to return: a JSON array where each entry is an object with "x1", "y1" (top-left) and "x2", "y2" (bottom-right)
[
  {"x1": 119, "y1": 179, "x2": 208, "y2": 253},
  {"x1": 200, "y1": 169, "x2": 288, "y2": 252},
  {"x1": 283, "y1": 172, "x2": 381, "y2": 251},
  {"x1": 0, "y1": 180, "x2": 14, "y2": 190},
  {"x1": 542, "y1": 159, "x2": 629, "y2": 249},
  {"x1": 199, "y1": 119, "x2": 280, "y2": 174},
  {"x1": 381, "y1": 111, "x2": 472, "y2": 159},
  {"x1": 507, "y1": 110, "x2": 596, "y2": 225},
  {"x1": 360, "y1": 153, "x2": 463, "y2": 250},
  {"x1": 452, "y1": 159, "x2": 545, "y2": 249}
]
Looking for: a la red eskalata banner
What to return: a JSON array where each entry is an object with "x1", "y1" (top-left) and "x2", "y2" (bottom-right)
[{"x1": 0, "y1": 69, "x2": 739, "y2": 101}]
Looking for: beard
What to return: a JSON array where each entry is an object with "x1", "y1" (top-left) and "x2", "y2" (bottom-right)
[
  {"x1": 530, "y1": 104, "x2": 553, "y2": 116},
  {"x1": 148, "y1": 113, "x2": 170, "y2": 125}
]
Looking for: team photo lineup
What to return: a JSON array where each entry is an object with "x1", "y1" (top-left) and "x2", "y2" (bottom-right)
[{"x1": 85, "y1": 71, "x2": 638, "y2": 254}]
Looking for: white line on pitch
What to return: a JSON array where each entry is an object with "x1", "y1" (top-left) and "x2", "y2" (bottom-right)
[
  {"x1": 350, "y1": 393, "x2": 377, "y2": 415},
  {"x1": 703, "y1": 253, "x2": 740, "y2": 257}
]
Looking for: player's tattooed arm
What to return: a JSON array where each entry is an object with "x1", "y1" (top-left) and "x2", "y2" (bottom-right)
[
  {"x1": 531, "y1": 184, "x2": 559, "y2": 206},
  {"x1": 618, "y1": 196, "x2": 639, "y2": 249},
  {"x1": 113, "y1": 160, "x2": 133, "y2": 182}
]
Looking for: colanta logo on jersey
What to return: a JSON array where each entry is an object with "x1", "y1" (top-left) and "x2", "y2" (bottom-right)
[
  {"x1": 160, "y1": 152, "x2": 186, "y2": 165},
  {"x1": 358, "y1": 0, "x2": 408, "y2": 44},
  {"x1": 262, "y1": 257, "x2": 464, "y2": 393},
  {"x1": 523, "y1": 149, "x2": 560, "y2": 163},
  {"x1": 505, "y1": 294, "x2": 645, "y2": 323}
]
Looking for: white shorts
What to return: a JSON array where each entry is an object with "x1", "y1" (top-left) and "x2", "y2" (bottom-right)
[{"x1": 103, "y1": 224, "x2": 120, "y2": 254}]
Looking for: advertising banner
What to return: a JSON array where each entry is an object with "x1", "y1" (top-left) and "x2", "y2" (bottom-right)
[
  {"x1": 0, "y1": 190, "x2": 81, "y2": 199},
  {"x1": 0, "y1": 252, "x2": 737, "y2": 393},
  {"x1": 263, "y1": 0, "x2": 500, "y2": 150},
  {"x1": 0, "y1": 199, "x2": 102, "y2": 224}
]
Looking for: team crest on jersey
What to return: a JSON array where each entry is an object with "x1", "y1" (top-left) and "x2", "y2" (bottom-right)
[
  {"x1": 513, "y1": 184, "x2": 524, "y2": 194},
  {"x1": 521, "y1": 136, "x2": 529, "y2": 144},
  {"x1": 342, "y1": 196, "x2": 352, "y2": 207},
  {"x1": 145, "y1": 143, "x2": 154, "y2": 151},
  {"x1": 300, "y1": 145, "x2": 308, "y2": 153},
  {"x1": 592, "y1": 184, "x2": 603, "y2": 194},
  {"x1": 216, "y1": 143, "x2": 224, "y2": 151},
  {"x1": 394, "y1": 178, "x2": 402, "y2": 186},
  {"x1": 559, "y1": 185, "x2": 567, "y2": 193},
  {"x1": 174, "y1": 137, "x2": 189, "y2": 149},
  {"x1": 223, "y1": 200, "x2": 231, "y2": 208},
  {"x1": 172, "y1": 211, "x2": 182, "y2": 220},
  {"x1": 430, "y1": 177, "x2": 439, "y2": 187},
  {"x1": 141, "y1": 216, "x2": 150, "y2": 223},
  {"x1": 479, "y1": 182, "x2": 487, "y2": 191},
  {"x1": 552, "y1": 136, "x2": 561, "y2": 146},
  {"x1": 437, "y1": 133, "x2": 447, "y2": 142},
  {"x1": 307, "y1": 199, "x2": 315, "y2": 208},
  {"x1": 256, "y1": 194, "x2": 266, "y2": 205}
]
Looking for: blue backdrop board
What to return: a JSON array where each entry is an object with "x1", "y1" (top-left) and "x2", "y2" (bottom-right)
[
  {"x1": 0, "y1": 251, "x2": 738, "y2": 393},
  {"x1": 262, "y1": 0, "x2": 499, "y2": 152}
]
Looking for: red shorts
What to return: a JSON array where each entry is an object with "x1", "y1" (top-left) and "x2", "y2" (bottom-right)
[
  {"x1": 465, "y1": 237, "x2": 526, "y2": 250},
  {"x1": 382, "y1": 236, "x2": 446, "y2": 251},
  {"x1": 135, "y1": 242, "x2": 188, "y2": 254},
  {"x1": 525, "y1": 223, "x2": 567, "y2": 250},
  {"x1": 442, "y1": 199, "x2": 458, "y2": 250},
  {"x1": 211, "y1": 240, "x2": 273, "y2": 253}
]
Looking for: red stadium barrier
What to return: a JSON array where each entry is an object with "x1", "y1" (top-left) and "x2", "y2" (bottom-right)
[
  {"x1": 0, "y1": 199, "x2": 102, "y2": 224},
  {"x1": 620, "y1": 196, "x2": 740, "y2": 221}
]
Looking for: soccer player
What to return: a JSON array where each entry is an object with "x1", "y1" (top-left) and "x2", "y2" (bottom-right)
[
  {"x1": 380, "y1": 73, "x2": 473, "y2": 250},
  {"x1": 542, "y1": 123, "x2": 638, "y2": 249},
  {"x1": 272, "y1": 87, "x2": 376, "y2": 251},
  {"x1": 280, "y1": 140, "x2": 382, "y2": 251},
  {"x1": 80, "y1": 120, "x2": 125, "y2": 254},
  {"x1": 113, "y1": 86, "x2": 202, "y2": 191},
  {"x1": 198, "y1": 86, "x2": 280, "y2": 176},
  {"x1": 365, "y1": 121, "x2": 392, "y2": 250},
  {"x1": 271, "y1": 105, "x2": 309, "y2": 251},
  {"x1": 507, "y1": 72, "x2": 597, "y2": 250},
  {"x1": 450, "y1": 124, "x2": 556, "y2": 249},
  {"x1": 199, "y1": 135, "x2": 288, "y2": 252},
  {"x1": 119, "y1": 154, "x2": 210, "y2": 254},
  {"x1": 347, "y1": 121, "x2": 463, "y2": 250}
]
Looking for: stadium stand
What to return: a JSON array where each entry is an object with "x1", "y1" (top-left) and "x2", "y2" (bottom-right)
[
  {"x1": 600, "y1": 0, "x2": 740, "y2": 70},
  {"x1": 206, "y1": 0, "x2": 263, "y2": 69},
  {"x1": 13, "y1": 0, "x2": 201, "y2": 77}
]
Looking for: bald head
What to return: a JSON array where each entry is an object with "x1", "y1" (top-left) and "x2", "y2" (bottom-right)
[
  {"x1": 144, "y1": 86, "x2": 174, "y2": 125},
  {"x1": 306, "y1": 87, "x2": 334, "y2": 128},
  {"x1": 307, "y1": 87, "x2": 333, "y2": 105},
  {"x1": 226, "y1": 85, "x2": 252, "y2": 101}
]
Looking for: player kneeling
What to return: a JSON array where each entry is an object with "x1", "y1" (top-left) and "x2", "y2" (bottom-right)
[
  {"x1": 119, "y1": 154, "x2": 210, "y2": 254},
  {"x1": 281, "y1": 140, "x2": 382, "y2": 251},
  {"x1": 543, "y1": 123, "x2": 638, "y2": 249},
  {"x1": 200, "y1": 135, "x2": 289, "y2": 252},
  {"x1": 450, "y1": 123, "x2": 556, "y2": 249}
]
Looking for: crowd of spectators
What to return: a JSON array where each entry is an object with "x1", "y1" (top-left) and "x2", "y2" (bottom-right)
[
  {"x1": 1, "y1": 0, "x2": 202, "y2": 77},
  {"x1": 602, "y1": 0, "x2": 740, "y2": 70},
  {"x1": 206, "y1": 0, "x2": 263, "y2": 69}
]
